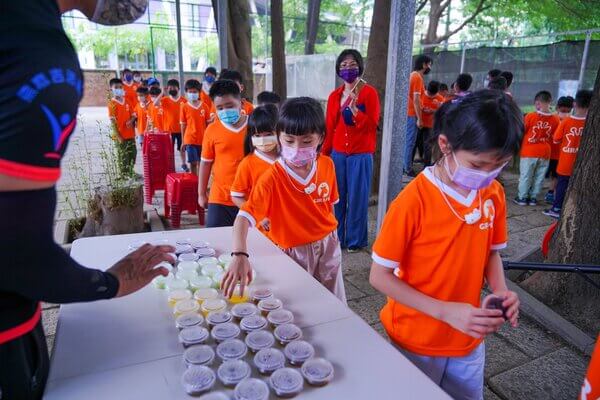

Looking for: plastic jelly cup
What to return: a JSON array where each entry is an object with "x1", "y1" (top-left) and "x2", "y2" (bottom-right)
[
  {"x1": 179, "y1": 326, "x2": 210, "y2": 347},
  {"x1": 189, "y1": 276, "x2": 214, "y2": 292},
  {"x1": 234, "y1": 378, "x2": 270, "y2": 400},
  {"x1": 175, "y1": 313, "x2": 204, "y2": 330},
  {"x1": 283, "y1": 340, "x2": 315, "y2": 366},
  {"x1": 301, "y1": 357, "x2": 334, "y2": 387},
  {"x1": 183, "y1": 344, "x2": 215, "y2": 367},
  {"x1": 175, "y1": 244, "x2": 194, "y2": 255},
  {"x1": 212, "y1": 271, "x2": 225, "y2": 289},
  {"x1": 218, "y1": 359, "x2": 251, "y2": 387},
  {"x1": 178, "y1": 252, "x2": 199, "y2": 262},
  {"x1": 181, "y1": 365, "x2": 216, "y2": 395},
  {"x1": 250, "y1": 288, "x2": 273, "y2": 304},
  {"x1": 193, "y1": 288, "x2": 219, "y2": 304},
  {"x1": 178, "y1": 260, "x2": 200, "y2": 273},
  {"x1": 216, "y1": 339, "x2": 248, "y2": 361},
  {"x1": 240, "y1": 315, "x2": 268, "y2": 334},
  {"x1": 168, "y1": 289, "x2": 192, "y2": 307},
  {"x1": 274, "y1": 324, "x2": 302, "y2": 346},
  {"x1": 173, "y1": 299, "x2": 200, "y2": 317},
  {"x1": 154, "y1": 261, "x2": 173, "y2": 273},
  {"x1": 206, "y1": 310, "x2": 233, "y2": 327},
  {"x1": 198, "y1": 391, "x2": 230, "y2": 400},
  {"x1": 228, "y1": 285, "x2": 250, "y2": 304},
  {"x1": 253, "y1": 348, "x2": 286, "y2": 376},
  {"x1": 166, "y1": 278, "x2": 189, "y2": 292},
  {"x1": 257, "y1": 298, "x2": 283, "y2": 316},
  {"x1": 176, "y1": 269, "x2": 198, "y2": 282},
  {"x1": 269, "y1": 367, "x2": 304, "y2": 398},
  {"x1": 201, "y1": 298, "x2": 227, "y2": 316},
  {"x1": 231, "y1": 303, "x2": 258, "y2": 320},
  {"x1": 152, "y1": 272, "x2": 174, "y2": 289},
  {"x1": 267, "y1": 309, "x2": 294, "y2": 328},
  {"x1": 218, "y1": 253, "x2": 233, "y2": 266},
  {"x1": 201, "y1": 263, "x2": 223, "y2": 278},
  {"x1": 211, "y1": 322, "x2": 241, "y2": 343},
  {"x1": 176, "y1": 238, "x2": 192, "y2": 246},
  {"x1": 196, "y1": 247, "x2": 216, "y2": 258},
  {"x1": 245, "y1": 330, "x2": 275, "y2": 353},
  {"x1": 191, "y1": 240, "x2": 210, "y2": 250},
  {"x1": 198, "y1": 256, "x2": 219, "y2": 267}
]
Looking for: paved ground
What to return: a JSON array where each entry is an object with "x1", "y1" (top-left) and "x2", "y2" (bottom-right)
[{"x1": 43, "y1": 107, "x2": 590, "y2": 399}]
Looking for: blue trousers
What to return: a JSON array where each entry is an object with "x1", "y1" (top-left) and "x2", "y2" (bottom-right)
[
  {"x1": 403, "y1": 116, "x2": 418, "y2": 172},
  {"x1": 552, "y1": 174, "x2": 570, "y2": 210},
  {"x1": 331, "y1": 151, "x2": 373, "y2": 249},
  {"x1": 206, "y1": 203, "x2": 239, "y2": 228}
]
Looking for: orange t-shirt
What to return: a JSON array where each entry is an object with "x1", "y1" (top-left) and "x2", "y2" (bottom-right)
[
  {"x1": 420, "y1": 93, "x2": 443, "y2": 128},
  {"x1": 180, "y1": 101, "x2": 210, "y2": 146},
  {"x1": 239, "y1": 156, "x2": 339, "y2": 249},
  {"x1": 123, "y1": 82, "x2": 139, "y2": 110},
  {"x1": 551, "y1": 113, "x2": 569, "y2": 159},
  {"x1": 580, "y1": 335, "x2": 600, "y2": 400},
  {"x1": 372, "y1": 167, "x2": 508, "y2": 357},
  {"x1": 520, "y1": 111, "x2": 561, "y2": 159},
  {"x1": 210, "y1": 99, "x2": 254, "y2": 119},
  {"x1": 147, "y1": 101, "x2": 164, "y2": 132},
  {"x1": 201, "y1": 90, "x2": 213, "y2": 112},
  {"x1": 160, "y1": 96, "x2": 187, "y2": 133},
  {"x1": 230, "y1": 151, "x2": 276, "y2": 199},
  {"x1": 554, "y1": 115, "x2": 586, "y2": 176},
  {"x1": 134, "y1": 102, "x2": 149, "y2": 136},
  {"x1": 201, "y1": 118, "x2": 247, "y2": 206},
  {"x1": 407, "y1": 71, "x2": 424, "y2": 117},
  {"x1": 108, "y1": 98, "x2": 135, "y2": 140}
]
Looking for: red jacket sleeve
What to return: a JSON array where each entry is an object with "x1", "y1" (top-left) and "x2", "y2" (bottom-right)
[
  {"x1": 353, "y1": 85, "x2": 381, "y2": 132},
  {"x1": 323, "y1": 90, "x2": 339, "y2": 156}
]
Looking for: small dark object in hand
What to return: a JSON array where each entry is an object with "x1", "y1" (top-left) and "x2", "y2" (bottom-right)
[{"x1": 482, "y1": 295, "x2": 508, "y2": 320}]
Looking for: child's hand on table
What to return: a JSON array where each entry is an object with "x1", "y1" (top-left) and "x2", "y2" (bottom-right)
[
  {"x1": 221, "y1": 255, "x2": 253, "y2": 299},
  {"x1": 441, "y1": 301, "x2": 505, "y2": 339}
]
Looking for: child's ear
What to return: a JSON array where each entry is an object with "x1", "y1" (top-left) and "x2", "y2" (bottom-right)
[{"x1": 437, "y1": 134, "x2": 451, "y2": 155}]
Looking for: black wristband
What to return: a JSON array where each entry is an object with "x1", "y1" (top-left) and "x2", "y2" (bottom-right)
[{"x1": 231, "y1": 251, "x2": 249, "y2": 258}]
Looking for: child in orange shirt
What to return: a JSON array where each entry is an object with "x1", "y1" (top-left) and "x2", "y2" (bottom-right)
[
  {"x1": 370, "y1": 90, "x2": 521, "y2": 399},
  {"x1": 416, "y1": 80, "x2": 443, "y2": 166},
  {"x1": 580, "y1": 335, "x2": 600, "y2": 400},
  {"x1": 199, "y1": 80, "x2": 248, "y2": 227},
  {"x1": 133, "y1": 86, "x2": 149, "y2": 148},
  {"x1": 210, "y1": 69, "x2": 254, "y2": 121},
  {"x1": 160, "y1": 79, "x2": 188, "y2": 171},
  {"x1": 180, "y1": 79, "x2": 210, "y2": 176},
  {"x1": 121, "y1": 68, "x2": 138, "y2": 110},
  {"x1": 514, "y1": 91, "x2": 560, "y2": 206},
  {"x1": 201, "y1": 67, "x2": 217, "y2": 111},
  {"x1": 544, "y1": 95, "x2": 574, "y2": 204},
  {"x1": 147, "y1": 86, "x2": 163, "y2": 131},
  {"x1": 543, "y1": 89, "x2": 592, "y2": 218},
  {"x1": 108, "y1": 78, "x2": 136, "y2": 177},
  {"x1": 221, "y1": 97, "x2": 346, "y2": 303}
]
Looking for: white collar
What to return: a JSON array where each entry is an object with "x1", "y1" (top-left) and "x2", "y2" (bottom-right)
[
  {"x1": 277, "y1": 158, "x2": 316, "y2": 186},
  {"x1": 422, "y1": 166, "x2": 477, "y2": 207},
  {"x1": 254, "y1": 150, "x2": 276, "y2": 165},
  {"x1": 221, "y1": 118, "x2": 247, "y2": 133},
  {"x1": 571, "y1": 115, "x2": 586, "y2": 120},
  {"x1": 187, "y1": 101, "x2": 202, "y2": 110},
  {"x1": 536, "y1": 110, "x2": 553, "y2": 116}
]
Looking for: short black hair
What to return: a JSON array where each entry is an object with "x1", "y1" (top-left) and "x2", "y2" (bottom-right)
[
  {"x1": 427, "y1": 80, "x2": 440, "y2": 95},
  {"x1": 414, "y1": 55, "x2": 433, "y2": 71},
  {"x1": 167, "y1": 79, "x2": 179, "y2": 88},
  {"x1": 335, "y1": 49, "x2": 364, "y2": 76},
  {"x1": 205, "y1": 67, "x2": 217, "y2": 76},
  {"x1": 257, "y1": 91, "x2": 282, "y2": 106},
  {"x1": 133, "y1": 70, "x2": 141, "y2": 75},
  {"x1": 244, "y1": 104, "x2": 279, "y2": 155},
  {"x1": 220, "y1": 69, "x2": 243, "y2": 85},
  {"x1": 208, "y1": 79, "x2": 241, "y2": 100},
  {"x1": 488, "y1": 76, "x2": 508, "y2": 91},
  {"x1": 439, "y1": 83, "x2": 449, "y2": 92},
  {"x1": 432, "y1": 90, "x2": 522, "y2": 159},
  {"x1": 184, "y1": 79, "x2": 202, "y2": 91},
  {"x1": 122, "y1": 68, "x2": 132, "y2": 74},
  {"x1": 109, "y1": 78, "x2": 122, "y2": 87},
  {"x1": 575, "y1": 89, "x2": 592, "y2": 108},
  {"x1": 534, "y1": 90, "x2": 552, "y2": 103},
  {"x1": 500, "y1": 71, "x2": 513, "y2": 88},
  {"x1": 456, "y1": 73, "x2": 473, "y2": 92},
  {"x1": 277, "y1": 97, "x2": 325, "y2": 137},
  {"x1": 488, "y1": 69, "x2": 502, "y2": 79},
  {"x1": 136, "y1": 86, "x2": 149, "y2": 95},
  {"x1": 149, "y1": 86, "x2": 162, "y2": 96},
  {"x1": 556, "y1": 96, "x2": 574, "y2": 108}
]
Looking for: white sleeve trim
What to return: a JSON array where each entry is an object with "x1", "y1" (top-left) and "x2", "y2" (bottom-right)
[
  {"x1": 230, "y1": 191, "x2": 246, "y2": 198},
  {"x1": 200, "y1": 157, "x2": 214, "y2": 162},
  {"x1": 332, "y1": 199, "x2": 340, "y2": 205},
  {"x1": 490, "y1": 243, "x2": 507, "y2": 251},
  {"x1": 237, "y1": 210, "x2": 256, "y2": 228},
  {"x1": 371, "y1": 251, "x2": 399, "y2": 269}
]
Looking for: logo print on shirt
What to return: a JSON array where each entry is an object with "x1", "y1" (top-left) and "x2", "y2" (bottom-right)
[
  {"x1": 529, "y1": 121, "x2": 551, "y2": 143},
  {"x1": 318, "y1": 182, "x2": 330, "y2": 199},
  {"x1": 562, "y1": 126, "x2": 583, "y2": 154},
  {"x1": 40, "y1": 105, "x2": 75, "y2": 158},
  {"x1": 479, "y1": 199, "x2": 496, "y2": 230}
]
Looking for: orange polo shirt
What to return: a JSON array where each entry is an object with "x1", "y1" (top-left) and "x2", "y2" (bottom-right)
[
  {"x1": 122, "y1": 82, "x2": 139, "y2": 110},
  {"x1": 134, "y1": 102, "x2": 149, "y2": 136},
  {"x1": 520, "y1": 111, "x2": 561, "y2": 159},
  {"x1": 147, "y1": 101, "x2": 163, "y2": 132},
  {"x1": 372, "y1": 167, "x2": 508, "y2": 357},
  {"x1": 407, "y1": 71, "x2": 424, "y2": 117},
  {"x1": 108, "y1": 98, "x2": 135, "y2": 140},
  {"x1": 201, "y1": 117, "x2": 247, "y2": 206},
  {"x1": 201, "y1": 90, "x2": 213, "y2": 112},
  {"x1": 554, "y1": 115, "x2": 586, "y2": 176},
  {"x1": 239, "y1": 156, "x2": 339, "y2": 249},
  {"x1": 550, "y1": 112, "x2": 569, "y2": 160},
  {"x1": 580, "y1": 336, "x2": 600, "y2": 400},
  {"x1": 420, "y1": 93, "x2": 443, "y2": 128},
  {"x1": 180, "y1": 101, "x2": 210, "y2": 146},
  {"x1": 160, "y1": 96, "x2": 187, "y2": 133},
  {"x1": 230, "y1": 151, "x2": 277, "y2": 199}
]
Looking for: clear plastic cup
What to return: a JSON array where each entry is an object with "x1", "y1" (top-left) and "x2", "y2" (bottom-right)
[
  {"x1": 231, "y1": 303, "x2": 258, "y2": 320},
  {"x1": 250, "y1": 288, "x2": 273, "y2": 304},
  {"x1": 179, "y1": 326, "x2": 209, "y2": 347},
  {"x1": 191, "y1": 240, "x2": 210, "y2": 250},
  {"x1": 234, "y1": 378, "x2": 270, "y2": 400},
  {"x1": 274, "y1": 324, "x2": 302, "y2": 346},
  {"x1": 176, "y1": 238, "x2": 192, "y2": 246},
  {"x1": 269, "y1": 367, "x2": 304, "y2": 398},
  {"x1": 194, "y1": 288, "x2": 219, "y2": 304},
  {"x1": 199, "y1": 256, "x2": 219, "y2": 267},
  {"x1": 206, "y1": 310, "x2": 233, "y2": 327},
  {"x1": 267, "y1": 309, "x2": 294, "y2": 327},
  {"x1": 218, "y1": 253, "x2": 233, "y2": 266},
  {"x1": 152, "y1": 272, "x2": 174, "y2": 289},
  {"x1": 239, "y1": 315, "x2": 267, "y2": 334},
  {"x1": 211, "y1": 322, "x2": 241, "y2": 343},
  {"x1": 168, "y1": 289, "x2": 192, "y2": 307},
  {"x1": 301, "y1": 357, "x2": 334, "y2": 387},
  {"x1": 175, "y1": 312, "x2": 204, "y2": 329},
  {"x1": 178, "y1": 252, "x2": 200, "y2": 262},
  {"x1": 229, "y1": 285, "x2": 250, "y2": 304},
  {"x1": 181, "y1": 365, "x2": 216, "y2": 395},
  {"x1": 175, "y1": 244, "x2": 194, "y2": 255},
  {"x1": 154, "y1": 261, "x2": 174, "y2": 273},
  {"x1": 178, "y1": 260, "x2": 200, "y2": 273},
  {"x1": 218, "y1": 359, "x2": 251, "y2": 387},
  {"x1": 152, "y1": 238, "x2": 171, "y2": 247},
  {"x1": 216, "y1": 339, "x2": 248, "y2": 361},
  {"x1": 201, "y1": 299, "x2": 227, "y2": 316},
  {"x1": 257, "y1": 298, "x2": 283, "y2": 316},
  {"x1": 245, "y1": 330, "x2": 275, "y2": 353},
  {"x1": 283, "y1": 340, "x2": 315, "y2": 366},
  {"x1": 173, "y1": 299, "x2": 200, "y2": 316},
  {"x1": 253, "y1": 348, "x2": 285, "y2": 375},
  {"x1": 183, "y1": 344, "x2": 215, "y2": 367},
  {"x1": 201, "y1": 263, "x2": 223, "y2": 278},
  {"x1": 176, "y1": 268, "x2": 198, "y2": 282},
  {"x1": 166, "y1": 278, "x2": 189, "y2": 292},
  {"x1": 196, "y1": 247, "x2": 217, "y2": 258},
  {"x1": 212, "y1": 271, "x2": 225, "y2": 289},
  {"x1": 190, "y1": 276, "x2": 214, "y2": 292},
  {"x1": 198, "y1": 391, "x2": 230, "y2": 400}
]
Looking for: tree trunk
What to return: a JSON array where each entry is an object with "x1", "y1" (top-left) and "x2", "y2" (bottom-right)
[
  {"x1": 521, "y1": 67, "x2": 600, "y2": 336},
  {"x1": 226, "y1": 0, "x2": 254, "y2": 99},
  {"x1": 271, "y1": 0, "x2": 287, "y2": 99},
  {"x1": 305, "y1": 0, "x2": 321, "y2": 55},
  {"x1": 363, "y1": 0, "x2": 391, "y2": 196}
]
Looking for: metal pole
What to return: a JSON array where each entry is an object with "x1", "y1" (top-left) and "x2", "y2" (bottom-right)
[
  {"x1": 114, "y1": 29, "x2": 120, "y2": 78},
  {"x1": 175, "y1": 0, "x2": 185, "y2": 85},
  {"x1": 148, "y1": 9, "x2": 156, "y2": 75},
  {"x1": 578, "y1": 31, "x2": 592, "y2": 89},
  {"x1": 460, "y1": 44, "x2": 466, "y2": 73},
  {"x1": 217, "y1": 0, "x2": 229, "y2": 69},
  {"x1": 376, "y1": 0, "x2": 417, "y2": 232}
]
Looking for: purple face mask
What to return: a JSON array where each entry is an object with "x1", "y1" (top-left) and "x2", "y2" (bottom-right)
[
  {"x1": 444, "y1": 153, "x2": 506, "y2": 190},
  {"x1": 339, "y1": 68, "x2": 360, "y2": 83},
  {"x1": 281, "y1": 143, "x2": 317, "y2": 167}
]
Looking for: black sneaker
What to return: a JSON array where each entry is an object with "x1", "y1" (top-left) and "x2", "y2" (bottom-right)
[
  {"x1": 544, "y1": 191, "x2": 554, "y2": 204},
  {"x1": 181, "y1": 164, "x2": 190, "y2": 172},
  {"x1": 348, "y1": 246, "x2": 363, "y2": 253},
  {"x1": 513, "y1": 197, "x2": 528, "y2": 206},
  {"x1": 528, "y1": 198, "x2": 538, "y2": 206},
  {"x1": 542, "y1": 208, "x2": 560, "y2": 219}
]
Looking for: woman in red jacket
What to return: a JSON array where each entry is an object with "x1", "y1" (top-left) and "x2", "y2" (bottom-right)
[{"x1": 323, "y1": 49, "x2": 380, "y2": 252}]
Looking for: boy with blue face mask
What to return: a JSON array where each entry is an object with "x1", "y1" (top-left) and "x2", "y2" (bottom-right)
[
  {"x1": 180, "y1": 79, "x2": 210, "y2": 176},
  {"x1": 201, "y1": 67, "x2": 217, "y2": 111},
  {"x1": 108, "y1": 78, "x2": 136, "y2": 177}
]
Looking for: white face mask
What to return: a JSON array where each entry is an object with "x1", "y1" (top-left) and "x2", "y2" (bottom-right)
[
  {"x1": 91, "y1": 0, "x2": 148, "y2": 26},
  {"x1": 252, "y1": 135, "x2": 278, "y2": 152}
]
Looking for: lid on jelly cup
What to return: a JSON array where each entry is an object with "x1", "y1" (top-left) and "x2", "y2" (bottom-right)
[
  {"x1": 191, "y1": 240, "x2": 210, "y2": 250},
  {"x1": 198, "y1": 392, "x2": 230, "y2": 400},
  {"x1": 251, "y1": 288, "x2": 273, "y2": 301},
  {"x1": 257, "y1": 298, "x2": 282, "y2": 313},
  {"x1": 154, "y1": 261, "x2": 173, "y2": 272},
  {"x1": 190, "y1": 276, "x2": 213, "y2": 290},
  {"x1": 253, "y1": 348, "x2": 285, "y2": 372},
  {"x1": 202, "y1": 299, "x2": 227, "y2": 314},
  {"x1": 175, "y1": 244, "x2": 194, "y2": 255},
  {"x1": 245, "y1": 330, "x2": 275, "y2": 352},
  {"x1": 181, "y1": 365, "x2": 216, "y2": 395},
  {"x1": 216, "y1": 339, "x2": 248, "y2": 361},
  {"x1": 234, "y1": 378, "x2": 270, "y2": 400},
  {"x1": 178, "y1": 260, "x2": 200, "y2": 272},
  {"x1": 201, "y1": 263, "x2": 223, "y2": 277},
  {"x1": 179, "y1": 326, "x2": 209, "y2": 345},
  {"x1": 174, "y1": 299, "x2": 200, "y2": 315},
  {"x1": 152, "y1": 272, "x2": 174, "y2": 289},
  {"x1": 194, "y1": 288, "x2": 219, "y2": 301},
  {"x1": 183, "y1": 345, "x2": 215, "y2": 366},
  {"x1": 301, "y1": 357, "x2": 334, "y2": 384},
  {"x1": 218, "y1": 359, "x2": 251, "y2": 386},
  {"x1": 283, "y1": 340, "x2": 315, "y2": 364},
  {"x1": 212, "y1": 271, "x2": 225, "y2": 289},
  {"x1": 176, "y1": 269, "x2": 198, "y2": 282},
  {"x1": 168, "y1": 289, "x2": 192, "y2": 303},
  {"x1": 231, "y1": 303, "x2": 258, "y2": 319},
  {"x1": 267, "y1": 309, "x2": 294, "y2": 326},
  {"x1": 211, "y1": 322, "x2": 241, "y2": 342},
  {"x1": 240, "y1": 315, "x2": 267, "y2": 332},
  {"x1": 274, "y1": 324, "x2": 302, "y2": 343},
  {"x1": 207, "y1": 310, "x2": 233, "y2": 325},
  {"x1": 166, "y1": 279, "x2": 189, "y2": 291},
  {"x1": 179, "y1": 252, "x2": 200, "y2": 262},
  {"x1": 176, "y1": 312, "x2": 204, "y2": 329},
  {"x1": 196, "y1": 247, "x2": 216, "y2": 257},
  {"x1": 218, "y1": 254, "x2": 233, "y2": 266},
  {"x1": 269, "y1": 368, "x2": 304, "y2": 395},
  {"x1": 176, "y1": 238, "x2": 192, "y2": 246}
]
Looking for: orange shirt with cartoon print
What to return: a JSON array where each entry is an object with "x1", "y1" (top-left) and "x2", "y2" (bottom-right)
[
  {"x1": 420, "y1": 93, "x2": 444, "y2": 128},
  {"x1": 147, "y1": 101, "x2": 164, "y2": 131},
  {"x1": 160, "y1": 96, "x2": 187, "y2": 133},
  {"x1": 134, "y1": 102, "x2": 149, "y2": 136},
  {"x1": 201, "y1": 118, "x2": 247, "y2": 206},
  {"x1": 407, "y1": 71, "x2": 425, "y2": 117},
  {"x1": 520, "y1": 111, "x2": 561, "y2": 159},
  {"x1": 180, "y1": 101, "x2": 210, "y2": 146},
  {"x1": 238, "y1": 156, "x2": 339, "y2": 249},
  {"x1": 372, "y1": 167, "x2": 508, "y2": 357},
  {"x1": 108, "y1": 98, "x2": 135, "y2": 140},
  {"x1": 554, "y1": 115, "x2": 586, "y2": 176}
]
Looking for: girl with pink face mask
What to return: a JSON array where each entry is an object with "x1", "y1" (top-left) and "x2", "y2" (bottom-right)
[
  {"x1": 369, "y1": 90, "x2": 522, "y2": 400},
  {"x1": 222, "y1": 97, "x2": 346, "y2": 303}
]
